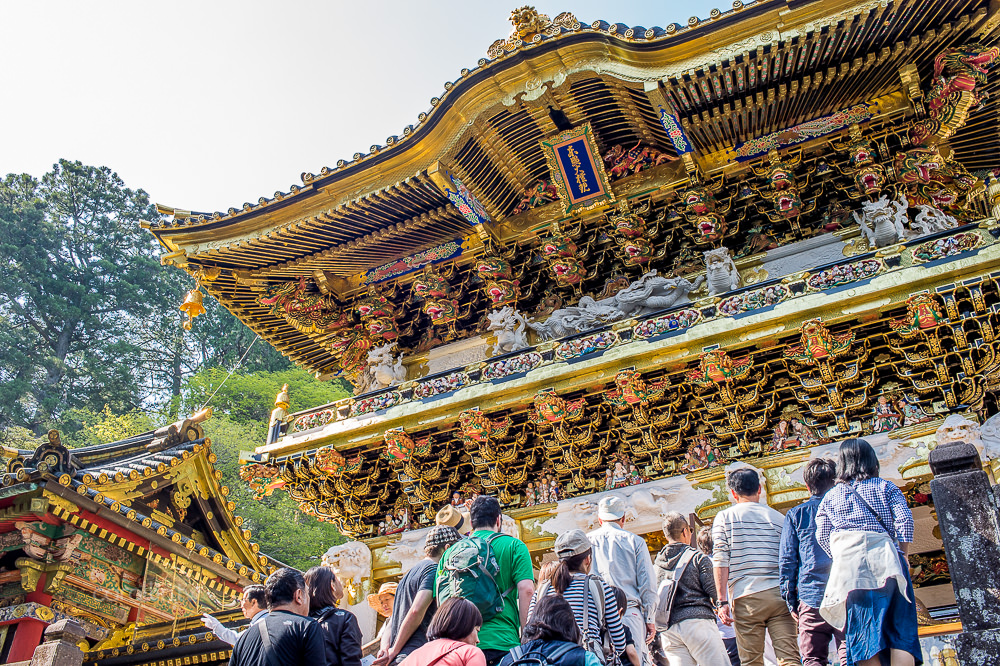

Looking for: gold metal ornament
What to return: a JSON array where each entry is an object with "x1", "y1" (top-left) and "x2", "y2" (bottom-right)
[{"x1": 179, "y1": 285, "x2": 206, "y2": 331}]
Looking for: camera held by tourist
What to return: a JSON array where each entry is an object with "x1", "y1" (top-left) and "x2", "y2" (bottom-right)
[
  {"x1": 712, "y1": 468, "x2": 800, "y2": 666},
  {"x1": 653, "y1": 512, "x2": 731, "y2": 666},
  {"x1": 815, "y1": 439, "x2": 920, "y2": 666}
]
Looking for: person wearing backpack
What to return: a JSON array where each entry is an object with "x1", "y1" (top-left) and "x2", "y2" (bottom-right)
[
  {"x1": 527, "y1": 529, "x2": 625, "y2": 664},
  {"x1": 498, "y1": 595, "x2": 600, "y2": 666},
  {"x1": 305, "y1": 565, "x2": 363, "y2": 666},
  {"x1": 436, "y1": 496, "x2": 536, "y2": 666},
  {"x1": 652, "y1": 513, "x2": 729, "y2": 666}
]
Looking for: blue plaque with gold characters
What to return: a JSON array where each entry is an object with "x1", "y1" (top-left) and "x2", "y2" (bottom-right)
[{"x1": 541, "y1": 123, "x2": 614, "y2": 215}]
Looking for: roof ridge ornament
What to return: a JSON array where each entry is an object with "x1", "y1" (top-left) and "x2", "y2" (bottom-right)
[{"x1": 487, "y1": 7, "x2": 580, "y2": 60}]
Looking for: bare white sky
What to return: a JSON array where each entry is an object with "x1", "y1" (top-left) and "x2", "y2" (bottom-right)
[{"x1": 1, "y1": 1, "x2": 723, "y2": 213}]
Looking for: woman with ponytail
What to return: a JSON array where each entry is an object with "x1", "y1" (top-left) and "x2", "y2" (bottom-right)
[{"x1": 525, "y1": 529, "x2": 625, "y2": 664}]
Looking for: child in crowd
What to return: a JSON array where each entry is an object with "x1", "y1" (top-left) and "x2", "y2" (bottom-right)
[{"x1": 610, "y1": 586, "x2": 641, "y2": 666}]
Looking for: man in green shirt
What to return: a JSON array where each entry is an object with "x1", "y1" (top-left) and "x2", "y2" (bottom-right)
[{"x1": 436, "y1": 496, "x2": 535, "y2": 666}]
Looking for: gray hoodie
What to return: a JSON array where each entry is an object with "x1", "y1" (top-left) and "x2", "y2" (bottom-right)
[{"x1": 652, "y1": 543, "x2": 718, "y2": 626}]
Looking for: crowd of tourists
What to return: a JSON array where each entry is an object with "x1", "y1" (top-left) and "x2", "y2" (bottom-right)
[{"x1": 214, "y1": 438, "x2": 922, "y2": 666}]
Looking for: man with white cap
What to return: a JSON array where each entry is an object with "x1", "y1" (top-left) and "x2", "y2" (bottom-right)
[{"x1": 588, "y1": 495, "x2": 658, "y2": 666}]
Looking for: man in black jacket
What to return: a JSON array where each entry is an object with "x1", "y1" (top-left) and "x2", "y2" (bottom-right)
[{"x1": 230, "y1": 568, "x2": 327, "y2": 666}]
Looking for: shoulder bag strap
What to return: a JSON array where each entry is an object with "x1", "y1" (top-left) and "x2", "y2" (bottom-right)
[
  {"x1": 485, "y1": 532, "x2": 516, "y2": 599},
  {"x1": 845, "y1": 482, "x2": 899, "y2": 544},
  {"x1": 423, "y1": 644, "x2": 464, "y2": 666},
  {"x1": 256, "y1": 619, "x2": 277, "y2": 666},
  {"x1": 547, "y1": 642, "x2": 577, "y2": 662},
  {"x1": 580, "y1": 573, "x2": 591, "y2": 648}
]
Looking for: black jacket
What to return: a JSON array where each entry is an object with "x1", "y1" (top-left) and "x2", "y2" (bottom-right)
[
  {"x1": 653, "y1": 543, "x2": 718, "y2": 625},
  {"x1": 311, "y1": 605, "x2": 363, "y2": 666},
  {"x1": 230, "y1": 609, "x2": 326, "y2": 666}
]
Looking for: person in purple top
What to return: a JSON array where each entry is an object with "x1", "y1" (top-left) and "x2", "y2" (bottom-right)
[{"x1": 815, "y1": 439, "x2": 920, "y2": 666}]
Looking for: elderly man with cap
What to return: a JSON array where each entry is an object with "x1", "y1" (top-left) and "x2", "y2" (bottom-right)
[
  {"x1": 529, "y1": 529, "x2": 626, "y2": 663},
  {"x1": 588, "y1": 496, "x2": 658, "y2": 666},
  {"x1": 374, "y1": 525, "x2": 463, "y2": 666}
]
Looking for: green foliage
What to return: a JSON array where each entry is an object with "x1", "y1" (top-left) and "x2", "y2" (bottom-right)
[
  {"x1": 58, "y1": 406, "x2": 156, "y2": 449},
  {"x1": 182, "y1": 367, "x2": 351, "y2": 424},
  {"x1": 0, "y1": 160, "x2": 177, "y2": 430},
  {"x1": 203, "y1": 414, "x2": 346, "y2": 569},
  {"x1": 0, "y1": 159, "x2": 350, "y2": 569}
]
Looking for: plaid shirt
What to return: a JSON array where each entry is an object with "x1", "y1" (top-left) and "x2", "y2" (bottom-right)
[{"x1": 815, "y1": 478, "x2": 913, "y2": 556}]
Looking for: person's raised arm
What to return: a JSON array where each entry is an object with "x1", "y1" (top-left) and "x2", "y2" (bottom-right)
[
  {"x1": 373, "y1": 590, "x2": 433, "y2": 666},
  {"x1": 201, "y1": 614, "x2": 239, "y2": 646}
]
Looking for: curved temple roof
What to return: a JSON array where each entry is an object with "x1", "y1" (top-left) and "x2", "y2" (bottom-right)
[
  {"x1": 147, "y1": 0, "x2": 1000, "y2": 376},
  {"x1": 1, "y1": 412, "x2": 279, "y2": 590}
]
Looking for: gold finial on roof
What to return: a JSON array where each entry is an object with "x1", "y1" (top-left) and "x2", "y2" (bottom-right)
[
  {"x1": 487, "y1": 8, "x2": 579, "y2": 60},
  {"x1": 510, "y1": 6, "x2": 550, "y2": 39},
  {"x1": 275, "y1": 384, "x2": 290, "y2": 410}
]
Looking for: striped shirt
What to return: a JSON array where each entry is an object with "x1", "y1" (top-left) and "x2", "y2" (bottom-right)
[
  {"x1": 712, "y1": 501, "x2": 785, "y2": 600},
  {"x1": 528, "y1": 573, "x2": 626, "y2": 656},
  {"x1": 815, "y1": 478, "x2": 914, "y2": 556}
]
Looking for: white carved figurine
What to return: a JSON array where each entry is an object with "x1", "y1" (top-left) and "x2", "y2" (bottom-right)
[
  {"x1": 366, "y1": 342, "x2": 407, "y2": 391},
  {"x1": 486, "y1": 306, "x2": 530, "y2": 355},
  {"x1": 854, "y1": 194, "x2": 909, "y2": 248},
  {"x1": 970, "y1": 413, "x2": 1000, "y2": 462},
  {"x1": 528, "y1": 269, "x2": 704, "y2": 340},
  {"x1": 911, "y1": 204, "x2": 959, "y2": 237},
  {"x1": 704, "y1": 247, "x2": 741, "y2": 297},
  {"x1": 321, "y1": 541, "x2": 373, "y2": 589},
  {"x1": 936, "y1": 414, "x2": 987, "y2": 459}
]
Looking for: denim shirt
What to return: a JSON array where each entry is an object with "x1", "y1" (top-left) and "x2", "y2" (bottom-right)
[{"x1": 778, "y1": 494, "x2": 832, "y2": 612}]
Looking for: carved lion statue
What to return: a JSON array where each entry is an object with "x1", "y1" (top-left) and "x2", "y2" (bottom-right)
[
  {"x1": 487, "y1": 306, "x2": 529, "y2": 356},
  {"x1": 940, "y1": 413, "x2": 991, "y2": 460},
  {"x1": 365, "y1": 343, "x2": 407, "y2": 391},
  {"x1": 321, "y1": 541, "x2": 372, "y2": 586},
  {"x1": 854, "y1": 194, "x2": 909, "y2": 248},
  {"x1": 704, "y1": 247, "x2": 741, "y2": 297}
]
